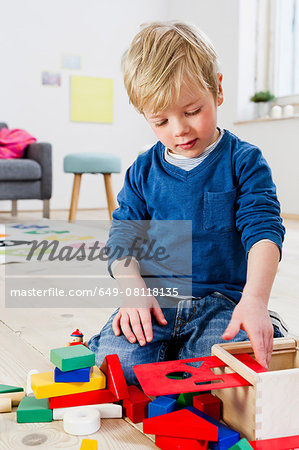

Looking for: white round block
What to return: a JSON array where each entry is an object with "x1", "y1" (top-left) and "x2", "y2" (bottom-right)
[
  {"x1": 63, "y1": 407, "x2": 100, "y2": 436},
  {"x1": 26, "y1": 369, "x2": 39, "y2": 395},
  {"x1": 283, "y1": 104, "x2": 294, "y2": 118}
]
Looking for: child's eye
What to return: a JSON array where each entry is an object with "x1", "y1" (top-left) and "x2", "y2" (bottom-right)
[
  {"x1": 155, "y1": 119, "x2": 168, "y2": 127},
  {"x1": 186, "y1": 108, "x2": 202, "y2": 116}
]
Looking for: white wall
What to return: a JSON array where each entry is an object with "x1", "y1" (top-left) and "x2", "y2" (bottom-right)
[{"x1": 1, "y1": 0, "x2": 298, "y2": 214}]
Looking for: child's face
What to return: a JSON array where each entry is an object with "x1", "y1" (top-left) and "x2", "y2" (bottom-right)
[{"x1": 144, "y1": 74, "x2": 223, "y2": 158}]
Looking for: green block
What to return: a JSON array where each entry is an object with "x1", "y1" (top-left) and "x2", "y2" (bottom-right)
[
  {"x1": 17, "y1": 396, "x2": 53, "y2": 423},
  {"x1": 177, "y1": 391, "x2": 201, "y2": 408},
  {"x1": 0, "y1": 384, "x2": 24, "y2": 394},
  {"x1": 228, "y1": 438, "x2": 254, "y2": 450},
  {"x1": 50, "y1": 345, "x2": 95, "y2": 372}
]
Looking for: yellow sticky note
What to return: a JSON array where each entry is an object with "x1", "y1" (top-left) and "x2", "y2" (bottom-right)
[
  {"x1": 31, "y1": 366, "x2": 106, "y2": 399},
  {"x1": 71, "y1": 76, "x2": 114, "y2": 123}
]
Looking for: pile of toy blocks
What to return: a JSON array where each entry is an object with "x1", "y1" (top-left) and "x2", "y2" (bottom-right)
[{"x1": 16, "y1": 346, "x2": 129, "y2": 424}]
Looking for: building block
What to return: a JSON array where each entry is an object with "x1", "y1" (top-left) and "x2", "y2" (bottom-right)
[
  {"x1": 143, "y1": 409, "x2": 218, "y2": 441},
  {"x1": 0, "y1": 384, "x2": 24, "y2": 394},
  {"x1": 249, "y1": 435, "x2": 299, "y2": 450},
  {"x1": 122, "y1": 385, "x2": 151, "y2": 423},
  {"x1": 54, "y1": 366, "x2": 92, "y2": 383},
  {"x1": 133, "y1": 355, "x2": 251, "y2": 396},
  {"x1": 148, "y1": 396, "x2": 177, "y2": 418},
  {"x1": 186, "y1": 407, "x2": 239, "y2": 450},
  {"x1": 0, "y1": 390, "x2": 25, "y2": 406},
  {"x1": 100, "y1": 354, "x2": 129, "y2": 400},
  {"x1": 27, "y1": 369, "x2": 39, "y2": 395},
  {"x1": 193, "y1": 393, "x2": 221, "y2": 420},
  {"x1": 50, "y1": 345, "x2": 95, "y2": 372},
  {"x1": 155, "y1": 435, "x2": 208, "y2": 449},
  {"x1": 228, "y1": 438, "x2": 254, "y2": 449},
  {"x1": 49, "y1": 387, "x2": 117, "y2": 409},
  {"x1": 31, "y1": 366, "x2": 105, "y2": 399},
  {"x1": 177, "y1": 391, "x2": 202, "y2": 408},
  {"x1": 17, "y1": 396, "x2": 53, "y2": 423},
  {"x1": 80, "y1": 439, "x2": 98, "y2": 450},
  {"x1": 53, "y1": 403, "x2": 122, "y2": 420},
  {"x1": 0, "y1": 398, "x2": 12, "y2": 412}
]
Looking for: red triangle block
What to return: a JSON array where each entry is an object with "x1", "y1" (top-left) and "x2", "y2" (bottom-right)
[
  {"x1": 100, "y1": 354, "x2": 129, "y2": 400},
  {"x1": 143, "y1": 409, "x2": 218, "y2": 441},
  {"x1": 155, "y1": 435, "x2": 208, "y2": 449}
]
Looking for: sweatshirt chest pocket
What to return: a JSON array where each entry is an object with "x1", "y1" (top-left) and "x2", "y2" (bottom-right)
[{"x1": 203, "y1": 189, "x2": 236, "y2": 232}]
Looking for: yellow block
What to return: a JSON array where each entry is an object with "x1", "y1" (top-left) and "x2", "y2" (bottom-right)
[
  {"x1": 31, "y1": 366, "x2": 105, "y2": 399},
  {"x1": 80, "y1": 439, "x2": 98, "y2": 450}
]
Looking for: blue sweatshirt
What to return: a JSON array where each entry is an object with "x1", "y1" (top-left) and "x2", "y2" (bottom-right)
[{"x1": 107, "y1": 130, "x2": 285, "y2": 302}]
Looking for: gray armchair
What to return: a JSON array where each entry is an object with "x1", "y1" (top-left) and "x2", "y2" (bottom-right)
[{"x1": 0, "y1": 122, "x2": 52, "y2": 218}]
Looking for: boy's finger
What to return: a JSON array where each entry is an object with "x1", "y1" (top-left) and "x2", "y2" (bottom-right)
[
  {"x1": 222, "y1": 318, "x2": 240, "y2": 340},
  {"x1": 120, "y1": 313, "x2": 137, "y2": 343},
  {"x1": 112, "y1": 312, "x2": 121, "y2": 336},
  {"x1": 152, "y1": 305, "x2": 167, "y2": 325},
  {"x1": 251, "y1": 336, "x2": 268, "y2": 369},
  {"x1": 138, "y1": 309, "x2": 153, "y2": 342},
  {"x1": 130, "y1": 314, "x2": 147, "y2": 346}
]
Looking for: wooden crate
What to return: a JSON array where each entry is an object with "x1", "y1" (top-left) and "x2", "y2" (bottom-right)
[{"x1": 211, "y1": 337, "x2": 299, "y2": 441}]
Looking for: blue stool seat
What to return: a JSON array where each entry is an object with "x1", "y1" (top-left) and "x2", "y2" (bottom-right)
[
  {"x1": 64, "y1": 153, "x2": 121, "y2": 174},
  {"x1": 63, "y1": 152, "x2": 121, "y2": 222}
]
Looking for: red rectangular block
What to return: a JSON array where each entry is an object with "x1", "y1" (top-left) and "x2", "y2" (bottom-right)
[
  {"x1": 249, "y1": 435, "x2": 299, "y2": 450},
  {"x1": 193, "y1": 393, "x2": 221, "y2": 420},
  {"x1": 155, "y1": 435, "x2": 208, "y2": 449},
  {"x1": 100, "y1": 354, "x2": 129, "y2": 401},
  {"x1": 143, "y1": 409, "x2": 218, "y2": 441},
  {"x1": 49, "y1": 388, "x2": 117, "y2": 409},
  {"x1": 122, "y1": 385, "x2": 151, "y2": 423}
]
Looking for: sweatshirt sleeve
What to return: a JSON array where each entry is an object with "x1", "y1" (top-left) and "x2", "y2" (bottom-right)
[
  {"x1": 234, "y1": 146, "x2": 285, "y2": 259},
  {"x1": 105, "y1": 160, "x2": 150, "y2": 277}
]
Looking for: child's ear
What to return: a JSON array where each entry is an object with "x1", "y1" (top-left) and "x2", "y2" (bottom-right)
[{"x1": 217, "y1": 73, "x2": 224, "y2": 106}]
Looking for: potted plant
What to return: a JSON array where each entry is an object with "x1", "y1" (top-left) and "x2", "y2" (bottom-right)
[{"x1": 250, "y1": 91, "x2": 275, "y2": 118}]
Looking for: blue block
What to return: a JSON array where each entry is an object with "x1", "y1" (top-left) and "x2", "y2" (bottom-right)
[
  {"x1": 148, "y1": 396, "x2": 177, "y2": 418},
  {"x1": 186, "y1": 406, "x2": 240, "y2": 450},
  {"x1": 54, "y1": 366, "x2": 92, "y2": 382}
]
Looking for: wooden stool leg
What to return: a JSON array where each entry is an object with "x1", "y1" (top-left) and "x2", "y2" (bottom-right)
[
  {"x1": 103, "y1": 173, "x2": 116, "y2": 220},
  {"x1": 69, "y1": 173, "x2": 82, "y2": 222}
]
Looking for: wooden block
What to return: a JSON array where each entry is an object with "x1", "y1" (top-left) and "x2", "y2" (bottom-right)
[
  {"x1": 0, "y1": 384, "x2": 24, "y2": 394},
  {"x1": 31, "y1": 366, "x2": 105, "y2": 399},
  {"x1": 155, "y1": 435, "x2": 208, "y2": 449},
  {"x1": 54, "y1": 366, "x2": 92, "y2": 383},
  {"x1": 0, "y1": 398, "x2": 12, "y2": 413},
  {"x1": 148, "y1": 396, "x2": 177, "y2": 418},
  {"x1": 17, "y1": 396, "x2": 53, "y2": 423},
  {"x1": 177, "y1": 391, "x2": 202, "y2": 408},
  {"x1": 49, "y1": 387, "x2": 117, "y2": 409},
  {"x1": 53, "y1": 402, "x2": 122, "y2": 420},
  {"x1": 249, "y1": 435, "x2": 299, "y2": 449},
  {"x1": 0, "y1": 390, "x2": 25, "y2": 406},
  {"x1": 50, "y1": 345, "x2": 95, "y2": 372},
  {"x1": 186, "y1": 407, "x2": 239, "y2": 450},
  {"x1": 193, "y1": 393, "x2": 221, "y2": 421},
  {"x1": 100, "y1": 354, "x2": 129, "y2": 400},
  {"x1": 123, "y1": 385, "x2": 151, "y2": 423},
  {"x1": 229, "y1": 438, "x2": 254, "y2": 449},
  {"x1": 80, "y1": 439, "x2": 98, "y2": 450},
  {"x1": 143, "y1": 409, "x2": 218, "y2": 441}
]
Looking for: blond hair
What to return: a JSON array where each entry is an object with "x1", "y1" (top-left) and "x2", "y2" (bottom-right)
[{"x1": 121, "y1": 21, "x2": 219, "y2": 114}]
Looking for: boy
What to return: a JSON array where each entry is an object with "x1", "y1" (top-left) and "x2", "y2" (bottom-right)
[{"x1": 89, "y1": 22, "x2": 286, "y2": 385}]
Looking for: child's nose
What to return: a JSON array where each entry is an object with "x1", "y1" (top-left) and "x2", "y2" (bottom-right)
[{"x1": 173, "y1": 119, "x2": 190, "y2": 137}]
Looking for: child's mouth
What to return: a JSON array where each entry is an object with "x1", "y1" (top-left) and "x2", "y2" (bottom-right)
[{"x1": 179, "y1": 139, "x2": 197, "y2": 150}]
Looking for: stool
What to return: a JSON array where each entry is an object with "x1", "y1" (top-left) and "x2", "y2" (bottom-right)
[{"x1": 64, "y1": 153, "x2": 121, "y2": 222}]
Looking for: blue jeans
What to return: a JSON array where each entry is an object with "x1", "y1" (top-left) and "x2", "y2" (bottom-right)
[{"x1": 88, "y1": 292, "x2": 283, "y2": 386}]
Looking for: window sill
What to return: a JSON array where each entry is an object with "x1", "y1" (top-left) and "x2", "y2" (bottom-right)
[{"x1": 234, "y1": 114, "x2": 299, "y2": 125}]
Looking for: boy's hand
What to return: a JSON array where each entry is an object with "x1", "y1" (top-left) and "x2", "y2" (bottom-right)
[
  {"x1": 112, "y1": 295, "x2": 167, "y2": 346},
  {"x1": 222, "y1": 295, "x2": 273, "y2": 369}
]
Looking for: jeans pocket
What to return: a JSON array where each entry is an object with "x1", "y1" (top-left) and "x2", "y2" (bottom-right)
[{"x1": 203, "y1": 188, "x2": 236, "y2": 232}]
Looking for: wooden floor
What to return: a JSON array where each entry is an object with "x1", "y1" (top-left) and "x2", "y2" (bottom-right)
[{"x1": 0, "y1": 208, "x2": 298, "y2": 449}]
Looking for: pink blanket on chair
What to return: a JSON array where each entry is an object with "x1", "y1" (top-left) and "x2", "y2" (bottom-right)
[{"x1": 0, "y1": 128, "x2": 37, "y2": 159}]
